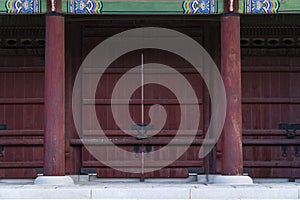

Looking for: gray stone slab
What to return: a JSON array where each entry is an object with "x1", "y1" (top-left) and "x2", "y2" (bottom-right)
[
  {"x1": 92, "y1": 187, "x2": 190, "y2": 199},
  {"x1": 191, "y1": 185, "x2": 299, "y2": 199},
  {"x1": 34, "y1": 176, "x2": 74, "y2": 185},
  {"x1": 0, "y1": 188, "x2": 91, "y2": 199},
  {"x1": 213, "y1": 175, "x2": 253, "y2": 185}
]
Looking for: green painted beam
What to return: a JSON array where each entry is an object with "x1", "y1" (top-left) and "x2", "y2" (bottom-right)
[
  {"x1": 277, "y1": 0, "x2": 300, "y2": 12},
  {"x1": 0, "y1": 0, "x2": 300, "y2": 14},
  {"x1": 101, "y1": 0, "x2": 224, "y2": 13},
  {"x1": 102, "y1": 2, "x2": 182, "y2": 13}
]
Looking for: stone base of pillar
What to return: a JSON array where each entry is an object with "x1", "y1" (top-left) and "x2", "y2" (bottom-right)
[
  {"x1": 213, "y1": 175, "x2": 253, "y2": 185},
  {"x1": 34, "y1": 176, "x2": 74, "y2": 185}
]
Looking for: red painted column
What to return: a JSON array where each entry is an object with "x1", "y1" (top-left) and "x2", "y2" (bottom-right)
[
  {"x1": 44, "y1": 2, "x2": 65, "y2": 176},
  {"x1": 221, "y1": 14, "x2": 243, "y2": 175}
]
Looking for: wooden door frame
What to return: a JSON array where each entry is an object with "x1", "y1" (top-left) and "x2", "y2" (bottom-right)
[{"x1": 65, "y1": 16, "x2": 220, "y2": 176}]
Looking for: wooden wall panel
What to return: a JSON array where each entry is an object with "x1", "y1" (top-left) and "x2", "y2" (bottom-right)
[
  {"x1": 0, "y1": 48, "x2": 44, "y2": 178},
  {"x1": 242, "y1": 53, "x2": 300, "y2": 178}
]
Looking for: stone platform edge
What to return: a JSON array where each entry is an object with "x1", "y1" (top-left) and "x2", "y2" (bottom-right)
[{"x1": 0, "y1": 182, "x2": 299, "y2": 199}]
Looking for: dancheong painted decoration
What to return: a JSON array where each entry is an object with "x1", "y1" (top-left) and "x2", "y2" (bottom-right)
[
  {"x1": 5, "y1": 0, "x2": 40, "y2": 13},
  {"x1": 244, "y1": 0, "x2": 280, "y2": 13},
  {"x1": 68, "y1": 0, "x2": 102, "y2": 14},
  {"x1": 183, "y1": 0, "x2": 217, "y2": 14},
  {"x1": 0, "y1": 0, "x2": 299, "y2": 14}
]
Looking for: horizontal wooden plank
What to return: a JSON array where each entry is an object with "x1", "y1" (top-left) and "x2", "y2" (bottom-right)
[
  {"x1": 84, "y1": 99, "x2": 203, "y2": 105},
  {"x1": 70, "y1": 137, "x2": 213, "y2": 146},
  {"x1": 83, "y1": 130, "x2": 204, "y2": 136},
  {"x1": 243, "y1": 139, "x2": 300, "y2": 145},
  {"x1": 83, "y1": 161, "x2": 203, "y2": 168},
  {"x1": 242, "y1": 129, "x2": 294, "y2": 136},
  {"x1": 0, "y1": 98, "x2": 44, "y2": 104},
  {"x1": 83, "y1": 67, "x2": 201, "y2": 74},
  {"x1": 0, "y1": 130, "x2": 44, "y2": 136},
  {"x1": 97, "y1": 168, "x2": 189, "y2": 178},
  {"x1": 0, "y1": 67, "x2": 44, "y2": 73},
  {"x1": 242, "y1": 98, "x2": 300, "y2": 104},
  {"x1": 242, "y1": 66, "x2": 300, "y2": 72},
  {"x1": 244, "y1": 161, "x2": 300, "y2": 168},
  {"x1": 82, "y1": 26, "x2": 205, "y2": 37},
  {"x1": 0, "y1": 139, "x2": 43, "y2": 145},
  {"x1": 0, "y1": 161, "x2": 43, "y2": 168}
]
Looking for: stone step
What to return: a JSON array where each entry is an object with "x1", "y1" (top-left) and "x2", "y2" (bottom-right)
[{"x1": 0, "y1": 183, "x2": 299, "y2": 199}]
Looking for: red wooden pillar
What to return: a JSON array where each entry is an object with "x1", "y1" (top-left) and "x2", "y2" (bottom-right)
[
  {"x1": 221, "y1": 0, "x2": 243, "y2": 176},
  {"x1": 44, "y1": 0, "x2": 65, "y2": 176}
]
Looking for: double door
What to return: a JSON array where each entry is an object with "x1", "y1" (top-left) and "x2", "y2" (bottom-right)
[{"x1": 76, "y1": 26, "x2": 208, "y2": 179}]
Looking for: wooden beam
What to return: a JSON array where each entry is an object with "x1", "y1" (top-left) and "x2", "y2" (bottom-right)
[
  {"x1": 83, "y1": 161, "x2": 203, "y2": 168},
  {"x1": 0, "y1": 162, "x2": 43, "y2": 168}
]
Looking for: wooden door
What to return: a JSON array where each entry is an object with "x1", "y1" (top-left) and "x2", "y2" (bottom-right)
[{"x1": 72, "y1": 22, "x2": 210, "y2": 178}]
